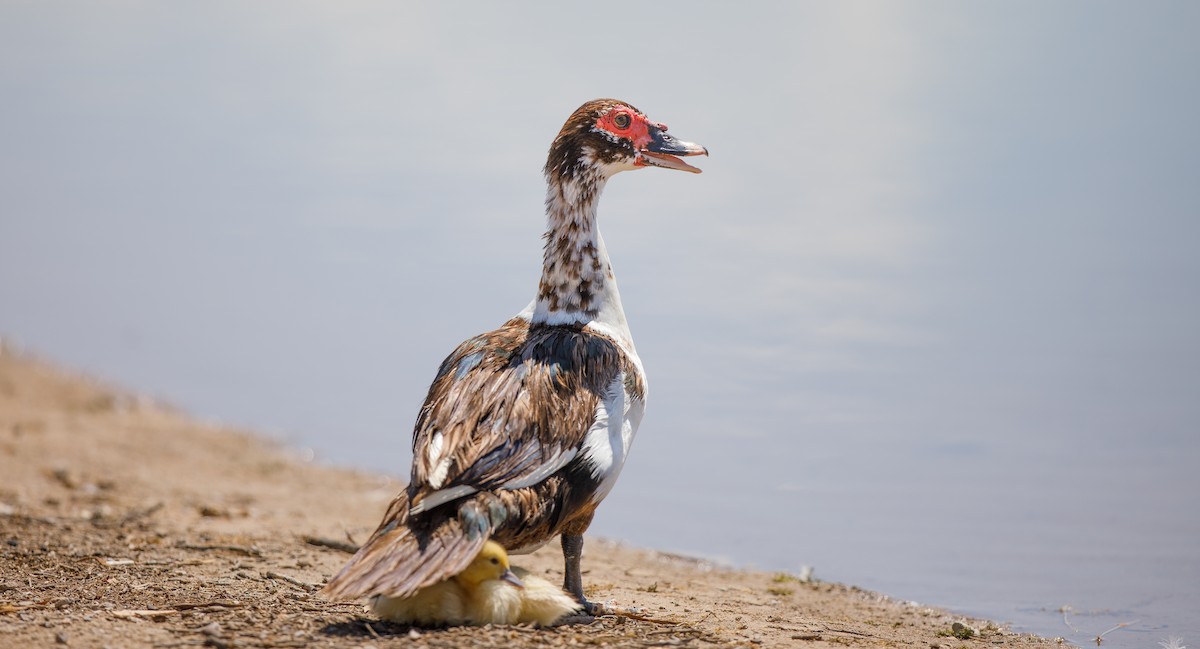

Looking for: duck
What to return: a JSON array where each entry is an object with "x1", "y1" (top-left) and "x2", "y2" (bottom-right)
[
  {"x1": 370, "y1": 540, "x2": 581, "y2": 627},
  {"x1": 320, "y1": 99, "x2": 707, "y2": 613}
]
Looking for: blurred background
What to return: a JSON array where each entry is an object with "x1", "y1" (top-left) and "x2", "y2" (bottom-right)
[{"x1": 2, "y1": 2, "x2": 1197, "y2": 646}]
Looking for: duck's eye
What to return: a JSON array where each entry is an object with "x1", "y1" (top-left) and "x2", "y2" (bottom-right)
[
  {"x1": 613, "y1": 112, "x2": 631, "y2": 129},
  {"x1": 490, "y1": 557, "x2": 500, "y2": 565}
]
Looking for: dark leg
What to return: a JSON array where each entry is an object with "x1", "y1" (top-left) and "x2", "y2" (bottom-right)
[
  {"x1": 560, "y1": 510, "x2": 598, "y2": 615},
  {"x1": 561, "y1": 533, "x2": 588, "y2": 604}
]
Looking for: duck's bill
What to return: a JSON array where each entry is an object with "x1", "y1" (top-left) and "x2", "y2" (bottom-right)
[
  {"x1": 640, "y1": 124, "x2": 708, "y2": 174},
  {"x1": 501, "y1": 569, "x2": 525, "y2": 589}
]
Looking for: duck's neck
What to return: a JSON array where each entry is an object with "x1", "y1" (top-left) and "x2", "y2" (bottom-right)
[{"x1": 531, "y1": 170, "x2": 633, "y2": 342}]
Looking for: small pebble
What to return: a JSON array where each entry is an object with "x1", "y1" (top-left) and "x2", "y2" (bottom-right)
[{"x1": 55, "y1": 632, "x2": 68, "y2": 645}]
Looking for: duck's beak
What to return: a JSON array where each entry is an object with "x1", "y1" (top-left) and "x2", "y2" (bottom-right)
[
  {"x1": 638, "y1": 122, "x2": 708, "y2": 174},
  {"x1": 500, "y1": 568, "x2": 525, "y2": 590}
]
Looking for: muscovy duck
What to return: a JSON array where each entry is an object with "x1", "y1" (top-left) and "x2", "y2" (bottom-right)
[{"x1": 320, "y1": 98, "x2": 706, "y2": 612}]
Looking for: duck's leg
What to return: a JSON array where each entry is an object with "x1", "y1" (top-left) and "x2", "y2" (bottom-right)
[{"x1": 560, "y1": 512, "x2": 597, "y2": 614}]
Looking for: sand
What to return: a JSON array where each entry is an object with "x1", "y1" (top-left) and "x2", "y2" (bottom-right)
[{"x1": 0, "y1": 344, "x2": 1063, "y2": 648}]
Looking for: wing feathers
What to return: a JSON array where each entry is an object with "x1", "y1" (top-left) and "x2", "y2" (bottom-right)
[
  {"x1": 324, "y1": 319, "x2": 643, "y2": 601},
  {"x1": 320, "y1": 492, "x2": 488, "y2": 600},
  {"x1": 409, "y1": 319, "x2": 626, "y2": 509}
]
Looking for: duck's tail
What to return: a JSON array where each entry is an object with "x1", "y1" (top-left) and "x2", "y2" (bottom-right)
[{"x1": 319, "y1": 491, "x2": 496, "y2": 600}]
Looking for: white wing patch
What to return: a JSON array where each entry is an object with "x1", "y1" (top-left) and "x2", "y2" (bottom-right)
[
  {"x1": 501, "y1": 446, "x2": 579, "y2": 490},
  {"x1": 409, "y1": 485, "x2": 477, "y2": 516},
  {"x1": 410, "y1": 344, "x2": 646, "y2": 517},
  {"x1": 426, "y1": 431, "x2": 452, "y2": 489},
  {"x1": 581, "y1": 372, "x2": 646, "y2": 503},
  {"x1": 413, "y1": 444, "x2": 582, "y2": 517}
]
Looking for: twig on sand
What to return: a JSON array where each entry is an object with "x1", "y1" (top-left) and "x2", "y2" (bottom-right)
[
  {"x1": 822, "y1": 625, "x2": 876, "y2": 638},
  {"x1": 263, "y1": 571, "x2": 319, "y2": 592},
  {"x1": 112, "y1": 609, "x2": 179, "y2": 620},
  {"x1": 302, "y1": 535, "x2": 359, "y2": 554},
  {"x1": 0, "y1": 602, "x2": 50, "y2": 614},
  {"x1": 176, "y1": 542, "x2": 262, "y2": 557},
  {"x1": 648, "y1": 628, "x2": 704, "y2": 636},
  {"x1": 118, "y1": 502, "x2": 164, "y2": 526},
  {"x1": 170, "y1": 600, "x2": 244, "y2": 611},
  {"x1": 363, "y1": 621, "x2": 382, "y2": 640},
  {"x1": 602, "y1": 609, "x2": 681, "y2": 625}
]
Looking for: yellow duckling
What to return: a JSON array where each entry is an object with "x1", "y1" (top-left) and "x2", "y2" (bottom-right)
[
  {"x1": 509, "y1": 564, "x2": 588, "y2": 626},
  {"x1": 370, "y1": 540, "x2": 581, "y2": 627}
]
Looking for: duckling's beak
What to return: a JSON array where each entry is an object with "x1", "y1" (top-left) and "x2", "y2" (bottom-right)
[{"x1": 500, "y1": 568, "x2": 525, "y2": 590}]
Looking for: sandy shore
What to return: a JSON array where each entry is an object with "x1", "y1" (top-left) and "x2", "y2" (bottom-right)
[{"x1": 0, "y1": 344, "x2": 1062, "y2": 648}]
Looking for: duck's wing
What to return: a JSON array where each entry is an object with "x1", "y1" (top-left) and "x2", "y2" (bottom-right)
[
  {"x1": 321, "y1": 318, "x2": 636, "y2": 601},
  {"x1": 408, "y1": 318, "x2": 628, "y2": 514},
  {"x1": 319, "y1": 489, "x2": 489, "y2": 600}
]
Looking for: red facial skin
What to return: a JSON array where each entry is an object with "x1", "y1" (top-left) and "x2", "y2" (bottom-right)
[{"x1": 594, "y1": 107, "x2": 669, "y2": 165}]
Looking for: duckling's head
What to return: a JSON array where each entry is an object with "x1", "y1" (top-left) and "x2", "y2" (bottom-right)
[{"x1": 455, "y1": 540, "x2": 525, "y2": 590}]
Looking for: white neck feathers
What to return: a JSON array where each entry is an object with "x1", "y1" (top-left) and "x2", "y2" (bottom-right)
[{"x1": 531, "y1": 169, "x2": 633, "y2": 344}]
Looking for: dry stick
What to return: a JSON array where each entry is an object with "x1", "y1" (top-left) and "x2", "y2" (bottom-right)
[
  {"x1": 822, "y1": 625, "x2": 876, "y2": 638},
  {"x1": 112, "y1": 609, "x2": 180, "y2": 619},
  {"x1": 177, "y1": 543, "x2": 262, "y2": 557},
  {"x1": 302, "y1": 535, "x2": 359, "y2": 554},
  {"x1": 604, "y1": 610, "x2": 681, "y2": 625},
  {"x1": 263, "y1": 571, "x2": 319, "y2": 592},
  {"x1": 170, "y1": 600, "x2": 244, "y2": 611},
  {"x1": 648, "y1": 628, "x2": 705, "y2": 636},
  {"x1": 118, "y1": 502, "x2": 164, "y2": 526},
  {"x1": 0, "y1": 602, "x2": 49, "y2": 613},
  {"x1": 363, "y1": 621, "x2": 382, "y2": 640}
]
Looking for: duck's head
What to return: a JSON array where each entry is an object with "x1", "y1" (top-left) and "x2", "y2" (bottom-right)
[
  {"x1": 545, "y1": 98, "x2": 708, "y2": 182},
  {"x1": 455, "y1": 540, "x2": 525, "y2": 590}
]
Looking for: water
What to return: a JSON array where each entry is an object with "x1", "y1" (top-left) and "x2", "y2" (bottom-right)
[{"x1": 2, "y1": 3, "x2": 1198, "y2": 646}]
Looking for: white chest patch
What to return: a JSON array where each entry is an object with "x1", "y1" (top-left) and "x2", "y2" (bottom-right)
[{"x1": 581, "y1": 372, "x2": 646, "y2": 503}]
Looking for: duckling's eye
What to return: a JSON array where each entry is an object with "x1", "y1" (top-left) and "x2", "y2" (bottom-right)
[
  {"x1": 490, "y1": 557, "x2": 500, "y2": 565},
  {"x1": 613, "y1": 112, "x2": 631, "y2": 129}
]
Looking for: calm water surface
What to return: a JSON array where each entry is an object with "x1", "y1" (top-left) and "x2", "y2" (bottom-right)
[{"x1": 2, "y1": 3, "x2": 1197, "y2": 647}]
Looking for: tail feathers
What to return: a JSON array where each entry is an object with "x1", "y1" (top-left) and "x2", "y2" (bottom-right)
[{"x1": 319, "y1": 491, "x2": 490, "y2": 601}]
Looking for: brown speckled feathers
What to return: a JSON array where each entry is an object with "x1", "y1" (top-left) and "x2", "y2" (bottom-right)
[
  {"x1": 411, "y1": 318, "x2": 643, "y2": 498},
  {"x1": 320, "y1": 317, "x2": 642, "y2": 600},
  {"x1": 543, "y1": 98, "x2": 641, "y2": 181},
  {"x1": 322, "y1": 99, "x2": 703, "y2": 608}
]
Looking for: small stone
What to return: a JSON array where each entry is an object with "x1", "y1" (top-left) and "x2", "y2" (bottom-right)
[
  {"x1": 407, "y1": 629, "x2": 422, "y2": 640},
  {"x1": 55, "y1": 632, "x2": 68, "y2": 645},
  {"x1": 951, "y1": 622, "x2": 976, "y2": 640},
  {"x1": 200, "y1": 622, "x2": 222, "y2": 636}
]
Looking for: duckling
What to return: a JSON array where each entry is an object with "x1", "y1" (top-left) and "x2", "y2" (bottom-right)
[
  {"x1": 370, "y1": 540, "x2": 581, "y2": 627},
  {"x1": 510, "y1": 565, "x2": 587, "y2": 626}
]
